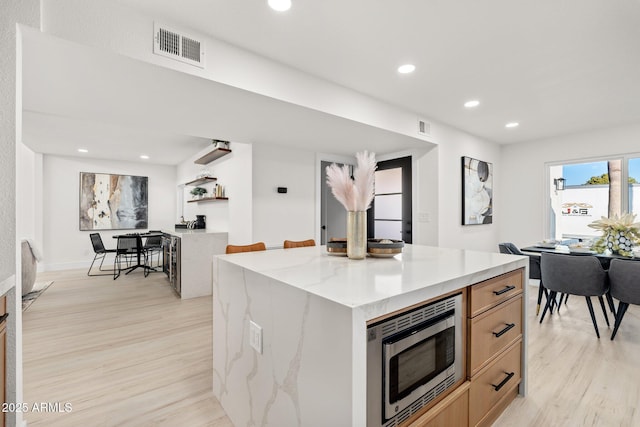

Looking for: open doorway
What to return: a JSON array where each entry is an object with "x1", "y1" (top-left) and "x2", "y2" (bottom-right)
[{"x1": 320, "y1": 160, "x2": 351, "y2": 244}]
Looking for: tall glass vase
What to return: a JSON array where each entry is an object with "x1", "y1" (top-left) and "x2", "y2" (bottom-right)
[{"x1": 347, "y1": 211, "x2": 367, "y2": 259}]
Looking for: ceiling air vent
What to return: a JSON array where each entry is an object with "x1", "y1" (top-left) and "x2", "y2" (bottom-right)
[
  {"x1": 153, "y1": 22, "x2": 205, "y2": 68},
  {"x1": 418, "y1": 118, "x2": 431, "y2": 136}
]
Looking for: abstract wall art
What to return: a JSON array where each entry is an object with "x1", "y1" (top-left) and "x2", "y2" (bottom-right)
[
  {"x1": 79, "y1": 172, "x2": 148, "y2": 230},
  {"x1": 461, "y1": 156, "x2": 493, "y2": 225}
]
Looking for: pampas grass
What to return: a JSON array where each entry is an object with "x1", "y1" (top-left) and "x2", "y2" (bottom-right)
[{"x1": 326, "y1": 151, "x2": 376, "y2": 211}]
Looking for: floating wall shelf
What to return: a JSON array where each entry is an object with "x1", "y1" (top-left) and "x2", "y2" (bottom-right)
[
  {"x1": 184, "y1": 177, "x2": 217, "y2": 186},
  {"x1": 194, "y1": 148, "x2": 232, "y2": 165},
  {"x1": 187, "y1": 197, "x2": 229, "y2": 203}
]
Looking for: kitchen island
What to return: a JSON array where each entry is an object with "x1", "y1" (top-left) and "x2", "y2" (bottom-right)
[
  {"x1": 162, "y1": 229, "x2": 228, "y2": 299},
  {"x1": 212, "y1": 244, "x2": 528, "y2": 426}
]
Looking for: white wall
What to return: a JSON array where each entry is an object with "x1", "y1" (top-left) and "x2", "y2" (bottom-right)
[
  {"x1": 36, "y1": 0, "x2": 505, "y2": 256},
  {"x1": 500, "y1": 122, "x2": 640, "y2": 248},
  {"x1": 177, "y1": 142, "x2": 253, "y2": 245},
  {"x1": 4, "y1": 3, "x2": 40, "y2": 425},
  {"x1": 252, "y1": 144, "x2": 316, "y2": 248},
  {"x1": 432, "y1": 125, "x2": 501, "y2": 252},
  {"x1": 42, "y1": 155, "x2": 177, "y2": 270},
  {"x1": 17, "y1": 143, "x2": 43, "y2": 247},
  {"x1": 41, "y1": 0, "x2": 432, "y2": 143}
]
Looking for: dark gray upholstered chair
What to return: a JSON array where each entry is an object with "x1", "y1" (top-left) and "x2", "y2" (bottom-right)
[
  {"x1": 499, "y1": 243, "x2": 548, "y2": 315},
  {"x1": 540, "y1": 252, "x2": 611, "y2": 338},
  {"x1": 608, "y1": 258, "x2": 640, "y2": 340},
  {"x1": 88, "y1": 233, "x2": 117, "y2": 276}
]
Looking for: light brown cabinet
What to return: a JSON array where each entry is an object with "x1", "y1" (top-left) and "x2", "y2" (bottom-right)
[
  {"x1": 468, "y1": 295, "x2": 522, "y2": 376},
  {"x1": 469, "y1": 340, "x2": 521, "y2": 427},
  {"x1": 404, "y1": 267, "x2": 525, "y2": 427},
  {"x1": 467, "y1": 269, "x2": 524, "y2": 427},
  {"x1": 410, "y1": 381, "x2": 470, "y2": 427}
]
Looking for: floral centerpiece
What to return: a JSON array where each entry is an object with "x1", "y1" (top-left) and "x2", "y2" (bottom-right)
[
  {"x1": 326, "y1": 151, "x2": 376, "y2": 259},
  {"x1": 588, "y1": 213, "x2": 640, "y2": 257}
]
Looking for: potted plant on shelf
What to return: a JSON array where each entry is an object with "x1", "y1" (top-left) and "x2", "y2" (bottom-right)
[{"x1": 190, "y1": 187, "x2": 207, "y2": 200}]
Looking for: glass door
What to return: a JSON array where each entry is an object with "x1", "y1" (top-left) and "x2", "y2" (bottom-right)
[{"x1": 369, "y1": 157, "x2": 412, "y2": 243}]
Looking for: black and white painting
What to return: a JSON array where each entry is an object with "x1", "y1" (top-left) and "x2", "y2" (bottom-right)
[
  {"x1": 461, "y1": 156, "x2": 493, "y2": 225},
  {"x1": 79, "y1": 172, "x2": 148, "y2": 230}
]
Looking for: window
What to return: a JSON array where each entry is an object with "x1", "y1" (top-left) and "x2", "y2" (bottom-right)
[
  {"x1": 373, "y1": 167, "x2": 403, "y2": 239},
  {"x1": 548, "y1": 155, "x2": 639, "y2": 240},
  {"x1": 629, "y1": 157, "x2": 640, "y2": 217}
]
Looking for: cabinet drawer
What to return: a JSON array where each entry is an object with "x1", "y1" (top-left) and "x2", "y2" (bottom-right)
[
  {"x1": 410, "y1": 382, "x2": 469, "y2": 427},
  {"x1": 469, "y1": 269, "x2": 523, "y2": 317},
  {"x1": 469, "y1": 340, "x2": 521, "y2": 427},
  {"x1": 468, "y1": 295, "x2": 522, "y2": 376}
]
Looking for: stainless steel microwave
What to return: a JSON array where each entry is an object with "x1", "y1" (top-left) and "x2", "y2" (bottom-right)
[{"x1": 366, "y1": 293, "x2": 462, "y2": 427}]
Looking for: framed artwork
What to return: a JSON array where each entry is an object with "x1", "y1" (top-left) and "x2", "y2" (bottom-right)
[
  {"x1": 461, "y1": 156, "x2": 493, "y2": 225},
  {"x1": 79, "y1": 172, "x2": 148, "y2": 230}
]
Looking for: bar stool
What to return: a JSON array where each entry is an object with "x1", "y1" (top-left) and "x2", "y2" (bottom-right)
[
  {"x1": 225, "y1": 242, "x2": 267, "y2": 254},
  {"x1": 283, "y1": 239, "x2": 316, "y2": 248}
]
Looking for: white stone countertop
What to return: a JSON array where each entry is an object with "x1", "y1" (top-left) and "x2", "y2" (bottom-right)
[
  {"x1": 163, "y1": 228, "x2": 228, "y2": 237},
  {"x1": 216, "y1": 244, "x2": 528, "y2": 310}
]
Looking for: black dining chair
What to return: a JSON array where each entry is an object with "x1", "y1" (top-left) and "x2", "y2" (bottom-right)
[
  {"x1": 498, "y1": 242, "x2": 548, "y2": 315},
  {"x1": 114, "y1": 235, "x2": 142, "y2": 280},
  {"x1": 88, "y1": 233, "x2": 117, "y2": 276},
  {"x1": 143, "y1": 232, "x2": 163, "y2": 276},
  {"x1": 608, "y1": 258, "x2": 640, "y2": 340},
  {"x1": 539, "y1": 252, "x2": 611, "y2": 338}
]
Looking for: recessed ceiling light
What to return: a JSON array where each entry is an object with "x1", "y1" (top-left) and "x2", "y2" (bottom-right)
[
  {"x1": 397, "y1": 64, "x2": 416, "y2": 74},
  {"x1": 77, "y1": 148, "x2": 88, "y2": 153},
  {"x1": 268, "y1": 0, "x2": 291, "y2": 11},
  {"x1": 505, "y1": 122, "x2": 520, "y2": 128},
  {"x1": 464, "y1": 100, "x2": 480, "y2": 108},
  {"x1": 140, "y1": 155, "x2": 150, "y2": 160}
]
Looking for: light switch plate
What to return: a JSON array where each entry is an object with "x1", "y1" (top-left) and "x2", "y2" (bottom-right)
[{"x1": 249, "y1": 320, "x2": 262, "y2": 354}]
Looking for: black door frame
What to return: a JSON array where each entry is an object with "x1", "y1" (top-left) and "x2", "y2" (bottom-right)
[{"x1": 368, "y1": 156, "x2": 412, "y2": 243}]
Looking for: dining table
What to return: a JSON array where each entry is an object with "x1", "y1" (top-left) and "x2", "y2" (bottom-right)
[
  {"x1": 521, "y1": 243, "x2": 640, "y2": 269},
  {"x1": 521, "y1": 242, "x2": 640, "y2": 318},
  {"x1": 112, "y1": 232, "x2": 163, "y2": 275}
]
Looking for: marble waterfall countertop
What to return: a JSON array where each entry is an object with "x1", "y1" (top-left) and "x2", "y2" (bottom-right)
[
  {"x1": 212, "y1": 244, "x2": 528, "y2": 426},
  {"x1": 215, "y1": 244, "x2": 528, "y2": 319}
]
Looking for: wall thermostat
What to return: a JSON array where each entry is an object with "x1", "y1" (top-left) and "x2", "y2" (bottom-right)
[{"x1": 277, "y1": 187, "x2": 287, "y2": 193}]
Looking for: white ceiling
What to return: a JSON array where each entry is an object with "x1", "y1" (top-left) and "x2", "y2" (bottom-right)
[
  {"x1": 22, "y1": 1, "x2": 640, "y2": 164},
  {"x1": 115, "y1": 0, "x2": 640, "y2": 144},
  {"x1": 22, "y1": 26, "x2": 432, "y2": 164}
]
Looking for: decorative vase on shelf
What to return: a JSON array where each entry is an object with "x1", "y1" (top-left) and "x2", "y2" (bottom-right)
[{"x1": 347, "y1": 211, "x2": 367, "y2": 259}]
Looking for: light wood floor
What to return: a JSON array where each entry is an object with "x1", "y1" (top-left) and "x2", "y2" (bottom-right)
[
  {"x1": 23, "y1": 268, "x2": 232, "y2": 427},
  {"x1": 23, "y1": 271, "x2": 640, "y2": 426},
  {"x1": 494, "y1": 287, "x2": 640, "y2": 427}
]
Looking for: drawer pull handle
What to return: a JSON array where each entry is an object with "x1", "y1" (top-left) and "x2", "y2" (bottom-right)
[
  {"x1": 0, "y1": 313, "x2": 7, "y2": 324},
  {"x1": 493, "y1": 285, "x2": 516, "y2": 296},
  {"x1": 492, "y1": 372, "x2": 515, "y2": 392},
  {"x1": 492, "y1": 323, "x2": 516, "y2": 338}
]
